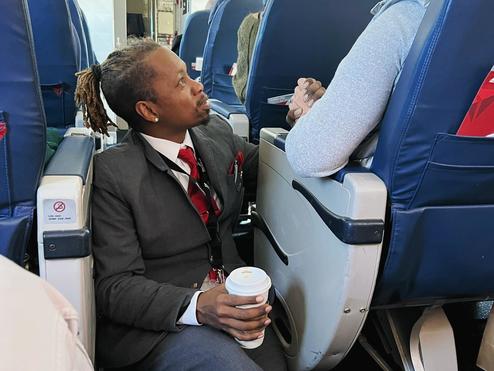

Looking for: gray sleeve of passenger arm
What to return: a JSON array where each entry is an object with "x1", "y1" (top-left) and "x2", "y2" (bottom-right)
[
  {"x1": 92, "y1": 156, "x2": 196, "y2": 332},
  {"x1": 285, "y1": 2, "x2": 426, "y2": 177}
]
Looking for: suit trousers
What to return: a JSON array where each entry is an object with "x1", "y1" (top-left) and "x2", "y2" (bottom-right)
[{"x1": 109, "y1": 325, "x2": 287, "y2": 371}]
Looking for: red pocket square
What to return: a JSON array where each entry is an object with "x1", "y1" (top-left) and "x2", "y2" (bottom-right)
[{"x1": 228, "y1": 151, "x2": 245, "y2": 174}]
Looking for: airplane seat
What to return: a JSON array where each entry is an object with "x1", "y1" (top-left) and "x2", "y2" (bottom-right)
[
  {"x1": 27, "y1": 0, "x2": 81, "y2": 128},
  {"x1": 210, "y1": 0, "x2": 375, "y2": 143},
  {"x1": 72, "y1": 20, "x2": 83, "y2": 73},
  {"x1": 179, "y1": 10, "x2": 210, "y2": 81},
  {"x1": 0, "y1": 0, "x2": 47, "y2": 266},
  {"x1": 244, "y1": 0, "x2": 376, "y2": 143},
  {"x1": 80, "y1": 9, "x2": 97, "y2": 65},
  {"x1": 1, "y1": 0, "x2": 96, "y2": 362},
  {"x1": 254, "y1": 0, "x2": 494, "y2": 369},
  {"x1": 36, "y1": 128, "x2": 96, "y2": 363},
  {"x1": 200, "y1": 0, "x2": 263, "y2": 106},
  {"x1": 370, "y1": 0, "x2": 494, "y2": 308},
  {"x1": 68, "y1": 0, "x2": 89, "y2": 69},
  {"x1": 207, "y1": 0, "x2": 226, "y2": 25}
]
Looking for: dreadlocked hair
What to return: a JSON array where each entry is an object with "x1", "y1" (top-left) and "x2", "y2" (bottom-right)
[
  {"x1": 75, "y1": 64, "x2": 115, "y2": 135},
  {"x1": 75, "y1": 38, "x2": 162, "y2": 135}
]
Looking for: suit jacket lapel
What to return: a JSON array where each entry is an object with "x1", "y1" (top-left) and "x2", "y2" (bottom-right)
[
  {"x1": 127, "y1": 128, "x2": 230, "y2": 221},
  {"x1": 128, "y1": 130, "x2": 188, "y2": 195},
  {"x1": 129, "y1": 130, "x2": 168, "y2": 172},
  {"x1": 190, "y1": 127, "x2": 229, "y2": 217}
]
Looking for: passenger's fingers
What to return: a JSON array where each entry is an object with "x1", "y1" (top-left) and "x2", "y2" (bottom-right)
[
  {"x1": 219, "y1": 316, "x2": 271, "y2": 332},
  {"x1": 297, "y1": 77, "x2": 308, "y2": 87},
  {"x1": 302, "y1": 77, "x2": 317, "y2": 89},
  {"x1": 293, "y1": 86, "x2": 308, "y2": 108},
  {"x1": 294, "y1": 85, "x2": 305, "y2": 98},
  {"x1": 306, "y1": 80, "x2": 322, "y2": 96},
  {"x1": 288, "y1": 100, "x2": 303, "y2": 118},
  {"x1": 288, "y1": 98, "x2": 298, "y2": 111},
  {"x1": 303, "y1": 79, "x2": 325, "y2": 107},
  {"x1": 220, "y1": 304, "x2": 271, "y2": 321},
  {"x1": 313, "y1": 86, "x2": 326, "y2": 100},
  {"x1": 286, "y1": 108, "x2": 303, "y2": 126},
  {"x1": 308, "y1": 88, "x2": 325, "y2": 107},
  {"x1": 293, "y1": 108, "x2": 303, "y2": 119},
  {"x1": 221, "y1": 293, "x2": 264, "y2": 307}
]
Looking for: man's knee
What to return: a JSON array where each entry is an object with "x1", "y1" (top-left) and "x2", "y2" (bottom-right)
[
  {"x1": 198, "y1": 346, "x2": 261, "y2": 371},
  {"x1": 161, "y1": 326, "x2": 262, "y2": 371}
]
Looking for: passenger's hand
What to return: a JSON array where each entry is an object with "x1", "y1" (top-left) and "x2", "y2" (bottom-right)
[
  {"x1": 196, "y1": 284, "x2": 272, "y2": 341},
  {"x1": 286, "y1": 77, "x2": 326, "y2": 126}
]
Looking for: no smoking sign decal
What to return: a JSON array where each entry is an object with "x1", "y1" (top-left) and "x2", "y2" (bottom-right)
[
  {"x1": 43, "y1": 199, "x2": 76, "y2": 224},
  {"x1": 53, "y1": 201, "x2": 66, "y2": 213}
]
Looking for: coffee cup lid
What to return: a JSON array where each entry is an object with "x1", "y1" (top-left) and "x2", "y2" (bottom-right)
[{"x1": 225, "y1": 267, "x2": 271, "y2": 296}]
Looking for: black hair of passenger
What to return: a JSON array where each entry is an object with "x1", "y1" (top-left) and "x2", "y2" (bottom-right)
[{"x1": 75, "y1": 38, "x2": 161, "y2": 135}]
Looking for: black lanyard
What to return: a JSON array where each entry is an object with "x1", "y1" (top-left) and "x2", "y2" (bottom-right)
[{"x1": 158, "y1": 152, "x2": 224, "y2": 270}]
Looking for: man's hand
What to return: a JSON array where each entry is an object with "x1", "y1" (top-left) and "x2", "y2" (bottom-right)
[
  {"x1": 196, "y1": 284, "x2": 272, "y2": 341},
  {"x1": 286, "y1": 77, "x2": 326, "y2": 126}
]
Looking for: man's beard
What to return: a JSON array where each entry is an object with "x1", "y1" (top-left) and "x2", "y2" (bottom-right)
[{"x1": 198, "y1": 111, "x2": 211, "y2": 126}]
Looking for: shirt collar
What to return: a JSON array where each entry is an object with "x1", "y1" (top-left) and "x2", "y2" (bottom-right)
[{"x1": 140, "y1": 130, "x2": 194, "y2": 164}]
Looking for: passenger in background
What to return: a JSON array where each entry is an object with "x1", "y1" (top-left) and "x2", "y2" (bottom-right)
[
  {"x1": 285, "y1": 0, "x2": 430, "y2": 177},
  {"x1": 232, "y1": 0, "x2": 266, "y2": 103},
  {"x1": 75, "y1": 39, "x2": 286, "y2": 371}
]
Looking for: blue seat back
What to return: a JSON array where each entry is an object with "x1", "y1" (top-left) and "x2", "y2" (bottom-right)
[
  {"x1": 68, "y1": 0, "x2": 89, "y2": 69},
  {"x1": 0, "y1": 0, "x2": 46, "y2": 264},
  {"x1": 27, "y1": 0, "x2": 80, "y2": 128},
  {"x1": 201, "y1": 0, "x2": 263, "y2": 105},
  {"x1": 179, "y1": 10, "x2": 210, "y2": 80},
  {"x1": 80, "y1": 9, "x2": 97, "y2": 65},
  {"x1": 370, "y1": 0, "x2": 494, "y2": 305},
  {"x1": 208, "y1": 0, "x2": 226, "y2": 25},
  {"x1": 246, "y1": 0, "x2": 375, "y2": 142}
]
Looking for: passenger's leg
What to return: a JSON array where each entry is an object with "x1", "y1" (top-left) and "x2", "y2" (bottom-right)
[{"x1": 132, "y1": 326, "x2": 262, "y2": 371}]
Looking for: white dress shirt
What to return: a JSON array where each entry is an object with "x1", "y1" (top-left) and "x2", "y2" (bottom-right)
[
  {"x1": 140, "y1": 131, "x2": 206, "y2": 326},
  {"x1": 141, "y1": 131, "x2": 195, "y2": 192}
]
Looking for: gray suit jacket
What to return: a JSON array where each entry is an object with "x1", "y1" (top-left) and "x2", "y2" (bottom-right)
[{"x1": 91, "y1": 116, "x2": 258, "y2": 368}]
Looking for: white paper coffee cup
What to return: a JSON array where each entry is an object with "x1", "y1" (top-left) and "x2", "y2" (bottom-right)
[{"x1": 225, "y1": 267, "x2": 272, "y2": 349}]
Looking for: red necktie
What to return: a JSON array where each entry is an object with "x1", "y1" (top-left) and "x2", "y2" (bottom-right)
[{"x1": 178, "y1": 146, "x2": 220, "y2": 223}]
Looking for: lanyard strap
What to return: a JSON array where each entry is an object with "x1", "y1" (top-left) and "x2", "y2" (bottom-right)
[{"x1": 159, "y1": 152, "x2": 224, "y2": 270}]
